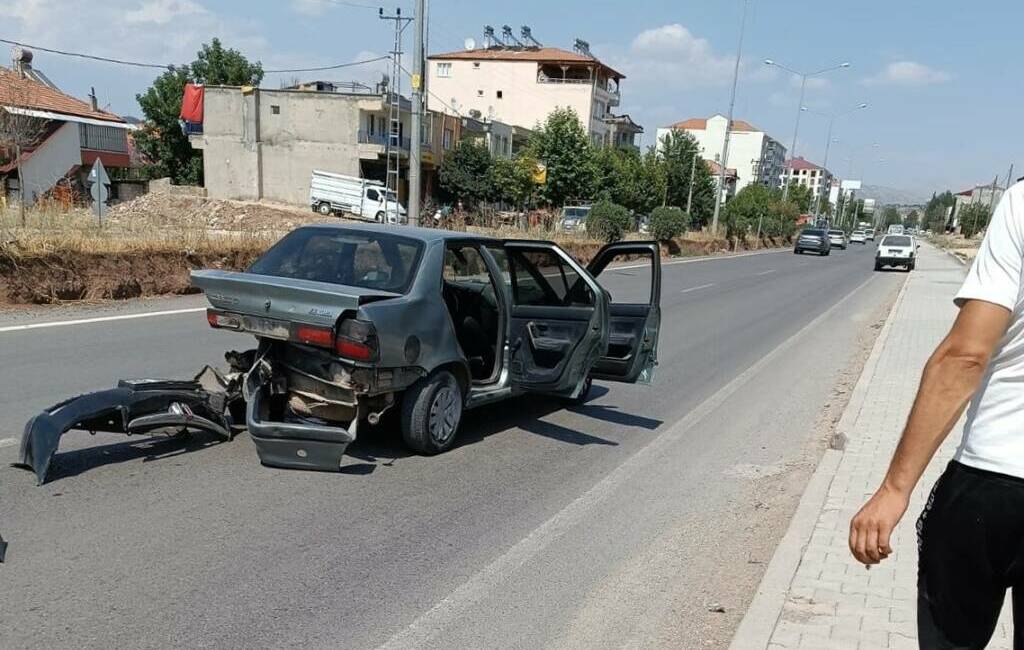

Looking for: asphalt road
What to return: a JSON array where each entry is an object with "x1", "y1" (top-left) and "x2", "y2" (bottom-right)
[{"x1": 0, "y1": 242, "x2": 906, "y2": 649}]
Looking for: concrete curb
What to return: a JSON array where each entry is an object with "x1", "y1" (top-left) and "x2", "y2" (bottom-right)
[{"x1": 728, "y1": 271, "x2": 913, "y2": 650}]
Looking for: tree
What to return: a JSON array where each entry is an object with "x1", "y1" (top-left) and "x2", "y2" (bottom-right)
[
  {"x1": 881, "y1": 206, "x2": 902, "y2": 228},
  {"x1": 923, "y1": 190, "x2": 955, "y2": 232},
  {"x1": 660, "y1": 130, "x2": 715, "y2": 227},
  {"x1": 905, "y1": 209, "x2": 921, "y2": 229},
  {"x1": 134, "y1": 39, "x2": 263, "y2": 185},
  {"x1": 960, "y1": 203, "x2": 991, "y2": 238},
  {"x1": 0, "y1": 95, "x2": 46, "y2": 226},
  {"x1": 648, "y1": 206, "x2": 689, "y2": 241},
  {"x1": 490, "y1": 154, "x2": 537, "y2": 207},
  {"x1": 438, "y1": 141, "x2": 493, "y2": 207},
  {"x1": 721, "y1": 184, "x2": 799, "y2": 241},
  {"x1": 786, "y1": 182, "x2": 813, "y2": 213},
  {"x1": 528, "y1": 108, "x2": 596, "y2": 206},
  {"x1": 586, "y1": 200, "x2": 632, "y2": 243},
  {"x1": 592, "y1": 146, "x2": 664, "y2": 215}
]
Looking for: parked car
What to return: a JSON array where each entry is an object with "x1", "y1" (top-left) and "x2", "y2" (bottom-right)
[
  {"x1": 309, "y1": 169, "x2": 406, "y2": 224},
  {"x1": 793, "y1": 228, "x2": 831, "y2": 256},
  {"x1": 875, "y1": 234, "x2": 916, "y2": 271},
  {"x1": 17, "y1": 225, "x2": 664, "y2": 483},
  {"x1": 558, "y1": 205, "x2": 591, "y2": 232},
  {"x1": 850, "y1": 230, "x2": 867, "y2": 244},
  {"x1": 828, "y1": 229, "x2": 848, "y2": 249}
]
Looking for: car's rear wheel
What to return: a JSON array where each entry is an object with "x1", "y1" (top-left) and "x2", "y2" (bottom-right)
[
  {"x1": 874, "y1": 261, "x2": 883, "y2": 271},
  {"x1": 375, "y1": 211, "x2": 385, "y2": 222},
  {"x1": 317, "y1": 202, "x2": 332, "y2": 216},
  {"x1": 401, "y1": 370, "x2": 463, "y2": 454},
  {"x1": 907, "y1": 261, "x2": 915, "y2": 272},
  {"x1": 794, "y1": 248, "x2": 802, "y2": 255}
]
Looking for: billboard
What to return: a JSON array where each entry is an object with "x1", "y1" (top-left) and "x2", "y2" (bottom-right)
[{"x1": 841, "y1": 180, "x2": 862, "y2": 191}]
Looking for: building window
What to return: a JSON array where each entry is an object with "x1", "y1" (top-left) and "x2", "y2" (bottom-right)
[
  {"x1": 436, "y1": 62, "x2": 452, "y2": 78},
  {"x1": 496, "y1": 90, "x2": 503, "y2": 99},
  {"x1": 271, "y1": 105, "x2": 280, "y2": 115},
  {"x1": 443, "y1": 127, "x2": 453, "y2": 150}
]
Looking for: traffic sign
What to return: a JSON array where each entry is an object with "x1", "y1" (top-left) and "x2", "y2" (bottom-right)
[{"x1": 87, "y1": 159, "x2": 110, "y2": 222}]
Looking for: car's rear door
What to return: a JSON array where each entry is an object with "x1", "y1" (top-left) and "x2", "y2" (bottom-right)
[
  {"x1": 586, "y1": 241, "x2": 661, "y2": 384},
  {"x1": 499, "y1": 241, "x2": 608, "y2": 397}
]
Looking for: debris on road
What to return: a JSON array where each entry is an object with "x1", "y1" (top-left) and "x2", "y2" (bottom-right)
[{"x1": 707, "y1": 603, "x2": 726, "y2": 613}]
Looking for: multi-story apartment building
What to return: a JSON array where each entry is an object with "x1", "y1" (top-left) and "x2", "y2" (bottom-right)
[
  {"x1": 189, "y1": 85, "x2": 460, "y2": 205},
  {"x1": 655, "y1": 114, "x2": 787, "y2": 194},
  {"x1": 780, "y1": 157, "x2": 834, "y2": 206},
  {"x1": 427, "y1": 44, "x2": 642, "y2": 149}
]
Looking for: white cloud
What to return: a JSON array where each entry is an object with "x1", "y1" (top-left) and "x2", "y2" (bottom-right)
[
  {"x1": 124, "y1": 0, "x2": 207, "y2": 25},
  {"x1": 863, "y1": 61, "x2": 951, "y2": 86},
  {"x1": 613, "y1": 23, "x2": 736, "y2": 89}
]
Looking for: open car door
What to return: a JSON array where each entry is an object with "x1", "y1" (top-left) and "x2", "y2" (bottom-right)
[
  {"x1": 586, "y1": 241, "x2": 661, "y2": 384},
  {"x1": 501, "y1": 241, "x2": 609, "y2": 398}
]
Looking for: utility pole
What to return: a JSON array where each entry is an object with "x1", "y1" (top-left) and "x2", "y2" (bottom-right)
[
  {"x1": 380, "y1": 8, "x2": 413, "y2": 225},
  {"x1": 686, "y1": 154, "x2": 697, "y2": 214},
  {"x1": 408, "y1": 0, "x2": 426, "y2": 226},
  {"x1": 711, "y1": 0, "x2": 750, "y2": 234}
]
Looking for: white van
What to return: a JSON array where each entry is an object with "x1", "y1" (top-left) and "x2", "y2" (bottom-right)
[{"x1": 309, "y1": 170, "x2": 407, "y2": 224}]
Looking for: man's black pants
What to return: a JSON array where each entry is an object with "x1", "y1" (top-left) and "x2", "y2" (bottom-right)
[{"x1": 918, "y1": 460, "x2": 1024, "y2": 648}]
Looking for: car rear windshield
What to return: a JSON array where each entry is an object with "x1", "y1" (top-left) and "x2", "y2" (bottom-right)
[
  {"x1": 801, "y1": 229, "x2": 826, "y2": 236},
  {"x1": 829, "y1": 230, "x2": 844, "y2": 235},
  {"x1": 249, "y1": 227, "x2": 423, "y2": 293},
  {"x1": 563, "y1": 207, "x2": 590, "y2": 219},
  {"x1": 882, "y1": 236, "x2": 912, "y2": 247}
]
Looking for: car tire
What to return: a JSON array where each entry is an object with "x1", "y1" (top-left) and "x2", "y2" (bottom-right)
[
  {"x1": 908, "y1": 262, "x2": 915, "y2": 272},
  {"x1": 375, "y1": 211, "x2": 385, "y2": 223},
  {"x1": 317, "y1": 202, "x2": 332, "y2": 216},
  {"x1": 794, "y1": 248, "x2": 802, "y2": 255},
  {"x1": 823, "y1": 250, "x2": 830, "y2": 256},
  {"x1": 874, "y1": 261, "x2": 882, "y2": 271},
  {"x1": 401, "y1": 370, "x2": 464, "y2": 455}
]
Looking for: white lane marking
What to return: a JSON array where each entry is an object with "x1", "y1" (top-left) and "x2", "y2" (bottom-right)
[
  {"x1": 754, "y1": 269, "x2": 777, "y2": 276},
  {"x1": 0, "y1": 437, "x2": 17, "y2": 449},
  {"x1": 0, "y1": 307, "x2": 206, "y2": 334},
  {"x1": 375, "y1": 273, "x2": 879, "y2": 650},
  {"x1": 680, "y1": 283, "x2": 715, "y2": 294}
]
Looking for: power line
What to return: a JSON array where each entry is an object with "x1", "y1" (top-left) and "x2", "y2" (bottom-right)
[
  {"x1": 299, "y1": 0, "x2": 393, "y2": 8},
  {"x1": 0, "y1": 36, "x2": 390, "y2": 74}
]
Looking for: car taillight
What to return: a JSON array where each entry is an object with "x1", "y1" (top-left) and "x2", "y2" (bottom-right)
[
  {"x1": 335, "y1": 318, "x2": 379, "y2": 361},
  {"x1": 207, "y1": 309, "x2": 241, "y2": 330},
  {"x1": 294, "y1": 324, "x2": 334, "y2": 348}
]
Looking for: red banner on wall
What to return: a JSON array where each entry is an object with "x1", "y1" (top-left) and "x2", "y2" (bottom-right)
[{"x1": 180, "y1": 83, "x2": 204, "y2": 123}]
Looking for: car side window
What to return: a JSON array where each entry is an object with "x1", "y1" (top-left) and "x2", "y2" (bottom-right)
[
  {"x1": 506, "y1": 247, "x2": 594, "y2": 307},
  {"x1": 367, "y1": 188, "x2": 379, "y2": 201}
]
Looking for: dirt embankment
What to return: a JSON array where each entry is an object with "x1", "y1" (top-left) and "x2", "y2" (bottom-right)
[{"x1": 0, "y1": 194, "x2": 787, "y2": 307}]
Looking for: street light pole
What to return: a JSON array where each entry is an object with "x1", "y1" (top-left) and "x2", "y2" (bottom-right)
[
  {"x1": 803, "y1": 103, "x2": 868, "y2": 222},
  {"x1": 711, "y1": 0, "x2": 750, "y2": 235},
  {"x1": 408, "y1": 0, "x2": 426, "y2": 226},
  {"x1": 763, "y1": 59, "x2": 850, "y2": 202}
]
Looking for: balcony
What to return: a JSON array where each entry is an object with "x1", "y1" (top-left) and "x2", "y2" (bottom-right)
[{"x1": 358, "y1": 130, "x2": 410, "y2": 150}]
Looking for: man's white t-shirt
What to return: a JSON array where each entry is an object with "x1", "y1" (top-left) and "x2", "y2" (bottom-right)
[{"x1": 955, "y1": 182, "x2": 1024, "y2": 478}]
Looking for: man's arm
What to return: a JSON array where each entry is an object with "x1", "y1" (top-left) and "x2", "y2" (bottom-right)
[{"x1": 849, "y1": 299, "x2": 1012, "y2": 565}]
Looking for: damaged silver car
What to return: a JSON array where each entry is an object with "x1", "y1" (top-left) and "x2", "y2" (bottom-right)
[{"x1": 19, "y1": 224, "x2": 661, "y2": 483}]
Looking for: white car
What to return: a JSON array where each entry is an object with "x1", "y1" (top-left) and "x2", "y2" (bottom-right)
[
  {"x1": 866, "y1": 231, "x2": 875, "y2": 241},
  {"x1": 850, "y1": 230, "x2": 867, "y2": 244},
  {"x1": 875, "y1": 234, "x2": 916, "y2": 271}
]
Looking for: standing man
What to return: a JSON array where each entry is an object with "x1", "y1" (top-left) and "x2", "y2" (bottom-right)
[{"x1": 850, "y1": 183, "x2": 1024, "y2": 647}]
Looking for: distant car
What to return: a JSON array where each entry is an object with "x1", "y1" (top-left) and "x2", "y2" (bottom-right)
[
  {"x1": 794, "y1": 228, "x2": 831, "y2": 256},
  {"x1": 850, "y1": 230, "x2": 867, "y2": 244},
  {"x1": 865, "y1": 231, "x2": 876, "y2": 242},
  {"x1": 875, "y1": 234, "x2": 916, "y2": 271},
  {"x1": 828, "y1": 229, "x2": 847, "y2": 250},
  {"x1": 558, "y1": 206, "x2": 591, "y2": 232},
  {"x1": 887, "y1": 224, "x2": 905, "y2": 235}
]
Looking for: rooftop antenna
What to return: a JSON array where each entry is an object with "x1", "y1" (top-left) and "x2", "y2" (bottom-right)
[
  {"x1": 521, "y1": 26, "x2": 542, "y2": 48},
  {"x1": 573, "y1": 38, "x2": 591, "y2": 57},
  {"x1": 502, "y1": 25, "x2": 524, "y2": 48},
  {"x1": 483, "y1": 26, "x2": 497, "y2": 49}
]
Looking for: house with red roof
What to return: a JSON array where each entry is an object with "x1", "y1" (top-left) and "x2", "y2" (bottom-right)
[
  {"x1": 0, "y1": 49, "x2": 131, "y2": 207},
  {"x1": 655, "y1": 114, "x2": 787, "y2": 199},
  {"x1": 427, "y1": 35, "x2": 643, "y2": 151}
]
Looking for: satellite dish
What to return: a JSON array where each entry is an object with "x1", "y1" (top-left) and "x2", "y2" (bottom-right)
[{"x1": 464, "y1": 37, "x2": 476, "y2": 51}]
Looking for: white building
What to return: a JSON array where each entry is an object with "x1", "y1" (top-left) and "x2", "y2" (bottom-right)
[
  {"x1": 427, "y1": 44, "x2": 642, "y2": 149},
  {"x1": 780, "y1": 157, "x2": 834, "y2": 206},
  {"x1": 655, "y1": 114, "x2": 786, "y2": 194}
]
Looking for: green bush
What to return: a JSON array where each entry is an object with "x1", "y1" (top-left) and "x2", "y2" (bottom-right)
[
  {"x1": 585, "y1": 200, "x2": 632, "y2": 243},
  {"x1": 648, "y1": 206, "x2": 689, "y2": 241}
]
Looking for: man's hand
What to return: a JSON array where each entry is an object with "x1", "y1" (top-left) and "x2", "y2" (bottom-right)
[{"x1": 849, "y1": 485, "x2": 910, "y2": 565}]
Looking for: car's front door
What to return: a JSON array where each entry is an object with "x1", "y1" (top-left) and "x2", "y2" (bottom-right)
[
  {"x1": 501, "y1": 241, "x2": 608, "y2": 397},
  {"x1": 586, "y1": 241, "x2": 661, "y2": 384}
]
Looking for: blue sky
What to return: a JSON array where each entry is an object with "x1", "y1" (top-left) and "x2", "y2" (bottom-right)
[{"x1": 2, "y1": 0, "x2": 1018, "y2": 195}]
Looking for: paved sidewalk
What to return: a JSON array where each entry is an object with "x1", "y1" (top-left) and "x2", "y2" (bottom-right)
[{"x1": 731, "y1": 244, "x2": 1014, "y2": 649}]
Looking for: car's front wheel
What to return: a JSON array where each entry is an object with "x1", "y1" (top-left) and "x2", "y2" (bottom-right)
[
  {"x1": 401, "y1": 370, "x2": 464, "y2": 454},
  {"x1": 317, "y1": 202, "x2": 332, "y2": 216}
]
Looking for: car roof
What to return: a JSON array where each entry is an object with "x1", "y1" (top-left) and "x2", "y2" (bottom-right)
[{"x1": 299, "y1": 222, "x2": 499, "y2": 243}]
